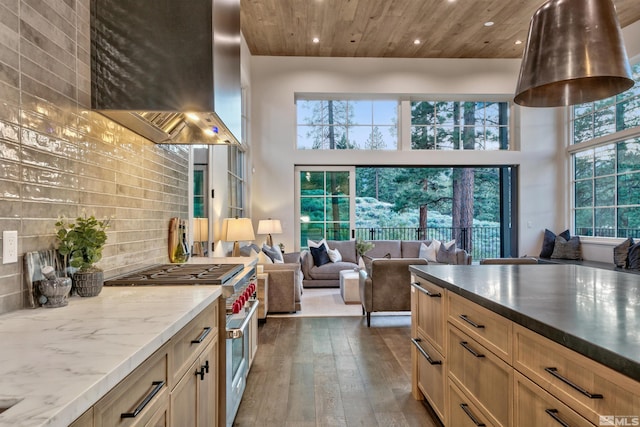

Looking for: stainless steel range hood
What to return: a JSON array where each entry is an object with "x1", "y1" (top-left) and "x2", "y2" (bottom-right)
[{"x1": 90, "y1": 0, "x2": 241, "y2": 145}]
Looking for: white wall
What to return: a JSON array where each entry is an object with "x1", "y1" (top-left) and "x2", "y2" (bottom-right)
[
  {"x1": 247, "y1": 20, "x2": 640, "y2": 258},
  {"x1": 248, "y1": 55, "x2": 566, "y2": 255}
]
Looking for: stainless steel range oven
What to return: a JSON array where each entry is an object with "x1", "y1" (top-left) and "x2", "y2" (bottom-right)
[{"x1": 104, "y1": 262, "x2": 259, "y2": 427}]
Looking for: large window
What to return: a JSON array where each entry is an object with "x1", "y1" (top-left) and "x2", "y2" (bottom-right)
[
  {"x1": 296, "y1": 99, "x2": 398, "y2": 150},
  {"x1": 228, "y1": 146, "x2": 246, "y2": 218},
  {"x1": 411, "y1": 101, "x2": 510, "y2": 150},
  {"x1": 573, "y1": 139, "x2": 640, "y2": 238},
  {"x1": 571, "y1": 62, "x2": 640, "y2": 238}
]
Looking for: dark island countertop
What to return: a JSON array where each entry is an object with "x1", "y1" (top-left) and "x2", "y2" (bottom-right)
[{"x1": 409, "y1": 264, "x2": 640, "y2": 382}]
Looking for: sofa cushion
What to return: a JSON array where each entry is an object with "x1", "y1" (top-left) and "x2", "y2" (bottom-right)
[
  {"x1": 310, "y1": 245, "x2": 331, "y2": 267},
  {"x1": 326, "y1": 240, "x2": 357, "y2": 263},
  {"x1": 365, "y1": 240, "x2": 401, "y2": 258},
  {"x1": 402, "y1": 240, "x2": 432, "y2": 258},
  {"x1": 308, "y1": 261, "x2": 358, "y2": 280},
  {"x1": 614, "y1": 238, "x2": 634, "y2": 268}
]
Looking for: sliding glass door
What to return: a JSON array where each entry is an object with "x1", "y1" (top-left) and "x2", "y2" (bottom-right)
[{"x1": 295, "y1": 166, "x2": 356, "y2": 249}]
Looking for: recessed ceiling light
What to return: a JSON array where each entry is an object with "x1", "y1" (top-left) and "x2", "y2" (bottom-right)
[
  {"x1": 484, "y1": 21, "x2": 494, "y2": 27},
  {"x1": 312, "y1": 37, "x2": 320, "y2": 43},
  {"x1": 515, "y1": 40, "x2": 523, "y2": 45},
  {"x1": 414, "y1": 39, "x2": 421, "y2": 45}
]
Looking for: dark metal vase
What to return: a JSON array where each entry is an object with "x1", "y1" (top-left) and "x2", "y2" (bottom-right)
[{"x1": 73, "y1": 269, "x2": 104, "y2": 297}]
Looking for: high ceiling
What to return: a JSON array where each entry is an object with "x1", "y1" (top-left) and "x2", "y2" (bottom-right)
[{"x1": 240, "y1": 0, "x2": 640, "y2": 59}]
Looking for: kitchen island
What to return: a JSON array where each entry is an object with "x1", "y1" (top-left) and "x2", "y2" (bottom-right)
[
  {"x1": 0, "y1": 286, "x2": 222, "y2": 427},
  {"x1": 409, "y1": 264, "x2": 640, "y2": 427}
]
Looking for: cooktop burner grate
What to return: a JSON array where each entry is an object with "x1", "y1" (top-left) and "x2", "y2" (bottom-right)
[{"x1": 104, "y1": 263, "x2": 245, "y2": 286}]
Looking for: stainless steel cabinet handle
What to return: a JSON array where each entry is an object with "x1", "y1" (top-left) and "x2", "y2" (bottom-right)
[
  {"x1": 191, "y1": 327, "x2": 212, "y2": 344},
  {"x1": 459, "y1": 314, "x2": 485, "y2": 328},
  {"x1": 460, "y1": 403, "x2": 486, "y2": 426},
  {"x1": 544, "y1": 367, "x2": 603, "y2": 399},
  {"x1": 545, "y1": 409, "x2": 570, "y2": 427},
  {"x1": 411, "y1": 338, "x2": 442, "y2": 365},
  {"x1": 120, "y1": 380, "x2": 165, "y2": 418},
  {"x1": 460, "y1": 341, "x2": 485, "y2": 358}
]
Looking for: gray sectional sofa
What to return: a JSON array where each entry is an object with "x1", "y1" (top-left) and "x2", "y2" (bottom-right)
[{"x1": 300, "y1": 239, "x2": 471, "y2": 288}]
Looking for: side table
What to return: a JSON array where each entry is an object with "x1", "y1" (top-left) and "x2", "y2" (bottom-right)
[
  {"x1": 339, "y1": 270, "x2": 361, "y2": 304},
  {"x1": 256, "y1": 273, "x2": 268, "y2": 320}
]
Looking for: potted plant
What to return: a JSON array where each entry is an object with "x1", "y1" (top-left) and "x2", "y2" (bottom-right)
[
  {"x1": 55, "y1": 213, "x2": 111, "y2": 297},
  {"x1": 355, "y1": 239, "x2": 375, "y2": 270}
]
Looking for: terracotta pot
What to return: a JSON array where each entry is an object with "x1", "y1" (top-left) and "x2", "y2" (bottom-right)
[{"x1": 72, "y1": 269, "x2": 104, "y2": 297}]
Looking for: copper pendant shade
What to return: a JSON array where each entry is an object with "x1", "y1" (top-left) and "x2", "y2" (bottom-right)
[{"x1": 514, "y1": 0, "x2": 634, "y2": 108}]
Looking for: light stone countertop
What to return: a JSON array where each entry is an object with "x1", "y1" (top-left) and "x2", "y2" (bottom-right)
[{"x1": 0, "y1": 285, "x2": 222, "y2": 427}]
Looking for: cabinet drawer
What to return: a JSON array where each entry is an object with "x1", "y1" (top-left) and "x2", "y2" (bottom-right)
[
  {"x1": 94, "y1": 344, "x2": 169, "y2": 427},
  {"x1": 513, "y1": 324, "x2": 640, "y2": 426},
  {"x1": 171, "y1": 303, "x2": 218, "y2": 387},
  {"x1": 413, "y1": 335, "x2": 447, "y2": 424},
  {"x1": 448, "y1": 292, "x2": 512, "y2": 363},
  {"x1": 515, "y1": 371, "x2": 594, "y2": 427},
  {"x1": 448, "y1": 324, "x2": 512, "y2": 427},
  {"x1": 448, "y1": 380, "x2": 498, "y2": 427},
  {"x1": 412, "y1": 279, "x2": 447, "y2": 354}
]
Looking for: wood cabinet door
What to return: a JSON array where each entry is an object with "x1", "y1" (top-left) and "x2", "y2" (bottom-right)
[
  {"x1": 171, "y1": 358, "x2": 198, "y2": 427},
  {"x1": 197, "y1": 340, "x2": 218, "y2": 427},
  {"x1": 414, "y1": 279, "x2": 447, "y2": 354}
]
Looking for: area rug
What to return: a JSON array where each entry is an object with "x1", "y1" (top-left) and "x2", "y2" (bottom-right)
[{"x1": 267, "y1": 288, "x2": 410, "y2": 319}]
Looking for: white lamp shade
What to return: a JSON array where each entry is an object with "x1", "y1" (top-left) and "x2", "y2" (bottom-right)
[
  {"x1": 193, "y1": 218, "x2": 209, "y2": 241},
  {"x1": 257, "y1": 219, "x2": 282, "y2": 235},
  {"x1": 224, "y1": 218, "x2": 255, "y2": 242}
]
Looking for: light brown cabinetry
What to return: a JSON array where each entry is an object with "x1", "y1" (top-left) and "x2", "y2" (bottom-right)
[
  {"x1": 447, "y1": 324, "x2": 512, "y2": 427},
  {"x1": 170, "y1": 340, "x2": 217, "y2": 427},
  {"x1": 72, "y1": 299, "x2": 220, "y2": 427},
  {"x1": 94, "y1": 343, "x2": 170, "y2": 427},
  {"x1": 514, "y1": 324, "x2": 640, "y2": 426},
  {"x1": 411, "y1": 276, "x2": 640, "y2": 427},
  {"x1": 448, "y1": 380, "x2": 498, "y2": 427},
  {"x1": 411, "y1": 278, "x2": 447, "y2": 424},
  {"x1": 256, "y1": 273, "x2": 268, "y2": 320},
  {"x1": 514, "y1": 371, "x2": 592, "y2": 427}
]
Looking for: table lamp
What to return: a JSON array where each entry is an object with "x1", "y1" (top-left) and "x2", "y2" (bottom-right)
[
  {"x1": 257, "y1": 219, "x2": 282, "y2": 247},
  {"x1": 193, "y1": 218, "x2": 209, "y2": 256},
  {"x1": 224, "y1": 218, "x2": 255, "y2": 257}
]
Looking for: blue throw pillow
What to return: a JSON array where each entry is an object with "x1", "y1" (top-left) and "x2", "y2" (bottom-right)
[
  {"x1": 540, "y1": 229, "x2": 570, "y2": 258},
  {"x1": 310, "y1": 245, "x2": 331, "y2": 267}
]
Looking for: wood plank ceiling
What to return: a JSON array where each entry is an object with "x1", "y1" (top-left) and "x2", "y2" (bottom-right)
[{"x1": 240, "y1": 0, "x2": 640, "y2": 58}]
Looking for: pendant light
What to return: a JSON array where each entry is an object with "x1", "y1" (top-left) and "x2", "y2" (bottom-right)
[{"x1": 514, "y1": 0, "x2": 634, "y2": 108}]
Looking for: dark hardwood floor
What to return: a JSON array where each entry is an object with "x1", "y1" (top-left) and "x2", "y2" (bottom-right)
[{"x1": 234, "y1": 315, "x2": 442, "y2": 427}]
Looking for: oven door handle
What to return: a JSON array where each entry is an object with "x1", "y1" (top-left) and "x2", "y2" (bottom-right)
[{"x1": 226, "y1": 300, "x2": 259, "y2": 339}]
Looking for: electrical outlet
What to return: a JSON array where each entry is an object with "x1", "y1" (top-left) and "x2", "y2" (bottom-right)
[{"x1": 3, "y1": 230, "x2": 18, "y2": 264}]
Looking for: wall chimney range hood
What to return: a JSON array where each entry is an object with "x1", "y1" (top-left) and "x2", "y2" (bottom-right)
[{"x1": 90, "y1": 0, "x2": 241, "y2": 145}]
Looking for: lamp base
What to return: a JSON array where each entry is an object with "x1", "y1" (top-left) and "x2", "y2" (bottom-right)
[
  {"x1": 266, "y1": 234, "x2": 273, "y2": 247},
  {"x1": 232, "y1": 241, "x2": 241, "y2": 257}
]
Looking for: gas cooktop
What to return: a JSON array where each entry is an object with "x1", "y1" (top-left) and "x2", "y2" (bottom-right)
[{"x1": 104, "y1": 263, "x2": 244, "y2": 286}]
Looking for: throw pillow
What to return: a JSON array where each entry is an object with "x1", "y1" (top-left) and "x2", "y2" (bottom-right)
[
  {"x1": 613, "y1": 238, "x2": 634, "y2": 268},
  {"x1": 550, "y1": 236, "x2": 583, "y2": 260},
  {"x1": 419, "y1": 241, "x2": 439, "y2": 262},
  {"x1": 262, "y1": 243, "x2": 281, "y2": 262},
  {"x1": 310, "y1": 245, "x2": 331, "y2": 267},
  {"x1": 308, "y1": 238, "x2": 327, "y2": 249},
  {"x1": 270, "y1": 244, "x2": 284, "y2": 263},
  {"x1": 436, "y1": 242, "x2": 457, "y2": 264},
  {"x1": 257, "y1": 251, "x2": 273, "y2": 265},
  {"x1": 627, "y1": 242, "x2": 640, "y2": 271},
  {"x1": 327, "y1": 247, "x2": 342, "y2": 263},
  {"x1": 239, "y1": 244, "x2": 255, "y2": 257},
  {"x1": 442, "y1": 239, "x2": 456, "y2": 250},
  {"x1": 540, "y1": 229, "x2": 570, "y2": 258}
]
